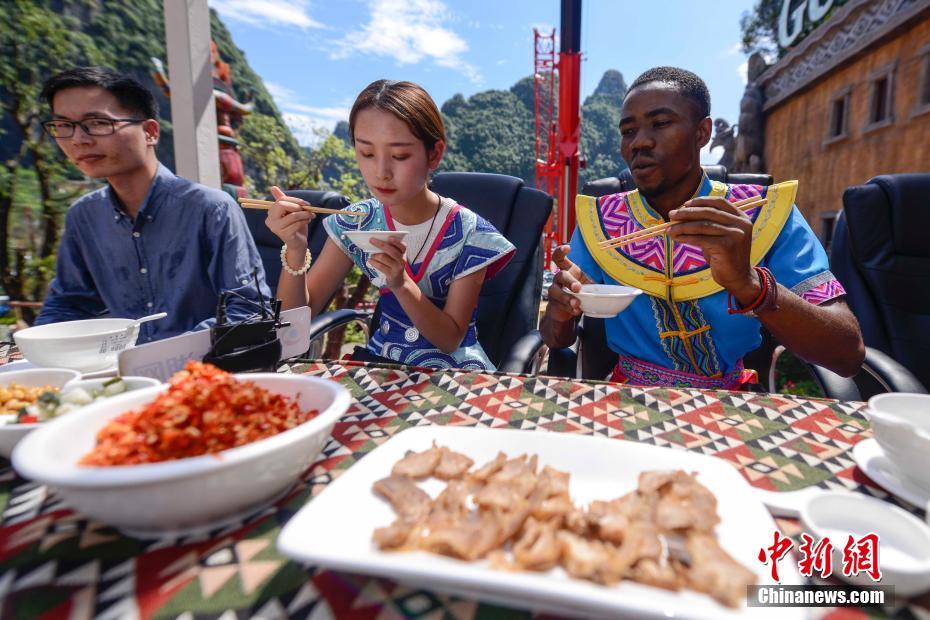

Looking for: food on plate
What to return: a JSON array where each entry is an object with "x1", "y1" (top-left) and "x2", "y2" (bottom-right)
[
  {"x1": 8, "y1": 378, "x2": 129, "y2": 424},
  {"x1": 79, "y1": 361, "x2": 318, "y2": 466},
  {"x1": 373, "y1": 444, "x2": 756, "y2": 608},
  {"x1": 0, "y1": 383, "x2": 61, "y2": 417}
]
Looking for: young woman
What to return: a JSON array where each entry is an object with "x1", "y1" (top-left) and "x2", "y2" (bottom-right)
[{"x1": 265, "y1": 80, "x2": 514, "y2": 370}]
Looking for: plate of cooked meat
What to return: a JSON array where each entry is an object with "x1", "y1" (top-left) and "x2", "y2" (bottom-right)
[{"x1": 277, "y1": 426, "x2": 802, "y2": 619}]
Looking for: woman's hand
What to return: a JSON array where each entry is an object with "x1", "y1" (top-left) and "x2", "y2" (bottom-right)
[
  {"x1": 266, "y1": 186, "x2": 315, "y2": 249},
  {"x1": 369, "y1": 237, "x2": 411, "y2": 289}
]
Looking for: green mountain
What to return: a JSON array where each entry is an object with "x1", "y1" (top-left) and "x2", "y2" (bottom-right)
[
  {"x1": 438, "y1": 69, "x2": 629, "y2": 188},
  {"x1": 0, "y1": 0, "x2": 301, "y2": 183}
]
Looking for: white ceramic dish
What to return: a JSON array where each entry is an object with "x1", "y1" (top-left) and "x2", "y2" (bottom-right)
[
  {"x1": 800, "y1": 492, "x2": 930, "y2": 597},
  {"x1": 344, "y1": 230, "x2": 410, "y2": 254},
  {"x1": 852, "y1": 438, "x2": 930, "y2": 508},
  {"x1": 278, "y1": 426, "x2": 802, "y2": 620},
  {"x1": 0, "y1": 359, "x2": 118, "y2": 378},
  {"x1": 14, "y1": 318, "x2": 145, "y2": 373},
  {"x1": 12, "y1": 373, "x2": 350, "y2": 538},
  {"x1": 864, "y1": 393, "x2": 930, "y2": 492},
  {"x1": 0, "y1": 368, "x2": 82, "y2": 457},
  {"x1": 565, "y1": 284, "x2": 642, "y2": 318},
  {"x1": 0, "y1": 376, "x2": 161, "y2": 458}
]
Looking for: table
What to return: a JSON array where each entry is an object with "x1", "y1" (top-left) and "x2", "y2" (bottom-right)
[{"x1": 0, "y1": 351, "x2": 925, "y2": 619}]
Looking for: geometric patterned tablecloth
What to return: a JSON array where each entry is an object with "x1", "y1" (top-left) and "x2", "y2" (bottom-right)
[{"x1": 0, "y1": 357, "x2": 925, "y2": 619}]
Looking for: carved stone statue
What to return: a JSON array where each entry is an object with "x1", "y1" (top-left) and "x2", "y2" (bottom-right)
[
  {"x1": 151, "y1": 41, "x2": 254, "y2": 197},
  {"x1": 733, "y1": 52, "x2": 768, "y2": 174},
  {"x1": 710, "y1": 118, "x2": 737, "y2": 170}
]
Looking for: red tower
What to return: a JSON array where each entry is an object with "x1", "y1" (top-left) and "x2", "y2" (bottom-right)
[{"x1": 534, "y1": 0, "x2": 583, "y2": 265}]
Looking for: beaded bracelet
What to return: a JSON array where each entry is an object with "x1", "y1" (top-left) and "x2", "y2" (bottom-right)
[
  {"x1": 280, "y1": 244, "x2": 312, "y2": 276},
  {"x1": 727, "y1": 266, "x2": 778, "y2": 317}
]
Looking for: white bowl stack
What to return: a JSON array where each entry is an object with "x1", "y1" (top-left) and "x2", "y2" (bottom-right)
[{"x1": 13, "y1": 318, "x2": 143, "y2": 373}]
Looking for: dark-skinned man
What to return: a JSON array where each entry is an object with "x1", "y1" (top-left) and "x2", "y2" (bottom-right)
[{"x1": 541, "y1": 67, "x2": 864, "y2": 388}]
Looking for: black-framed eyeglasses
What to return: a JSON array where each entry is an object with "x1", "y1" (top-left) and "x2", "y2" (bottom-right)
[{"x1": 42, "y1": 117, "x2": 146, "y2": 138}]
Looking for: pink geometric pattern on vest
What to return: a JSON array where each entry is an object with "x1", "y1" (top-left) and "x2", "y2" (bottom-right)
[
  {"x1": 600, "y1": 193, "x2": 666, "y2": 270},
  {"x1": 668, "y1": 184, "x2": 767, "y2": 275},
  {"x1": 801, "y1": 279, "x2": 846, "y2": 305}
]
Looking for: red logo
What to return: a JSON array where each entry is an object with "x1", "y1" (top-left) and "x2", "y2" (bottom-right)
[
  {"x1": 758, "y1": 530, "x2": 794, "y2": 582},
  {"x1": 842, "y1": 533, "x2": 882, "y2": 581},
  {"x1": 759, "y1": 531, "x2": 881, "y2": 583}
]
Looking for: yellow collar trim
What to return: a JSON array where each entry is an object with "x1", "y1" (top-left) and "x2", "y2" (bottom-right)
[{"x1": 576, "y1": 180, "x2": 799, "y2": 301}]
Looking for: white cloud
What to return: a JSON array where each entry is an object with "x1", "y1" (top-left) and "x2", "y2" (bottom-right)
[
  {"x1": 266, "y1": 81, "x2": 349, "y2": 146},
  {"x1": 209, "y1": 0, "x2": 324, "y2": 30},
  {"x1": 333, "y1": 0, "x2": 482, "y2": 84},
  {"x1": 737, "y1": 60, "x2": 749, "y2": 84}
]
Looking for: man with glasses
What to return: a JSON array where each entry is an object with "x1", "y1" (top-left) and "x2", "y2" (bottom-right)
[{"x1": 33, "y1": 66, "x2": 270, "y2": 342}]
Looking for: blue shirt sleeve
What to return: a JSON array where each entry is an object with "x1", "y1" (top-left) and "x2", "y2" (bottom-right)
[
  {"x1": 34, "y1": 208, "x2": 107, "y2": 325},
  {"x1": 567, "y1": 225, "x2": 606, "y2": 284},
  {"x1": 760, "y1": 206, "x2": 833, "y2": 291},
  {"x1": 194, "y1": 197, "x2": 273, "y2": 330}
]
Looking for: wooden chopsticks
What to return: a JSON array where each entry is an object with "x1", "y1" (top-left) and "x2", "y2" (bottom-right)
[
  {"x1": 597, "y1": 195, "x2": 768, "y2": 249},
  {"x1": 238, "y1": 197, "x2": 363, "y2": 217}
]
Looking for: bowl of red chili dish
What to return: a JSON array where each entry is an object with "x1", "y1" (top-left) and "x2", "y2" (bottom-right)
[{"x1": 12, "y1": 362, "x2": 350, "y2": 537}]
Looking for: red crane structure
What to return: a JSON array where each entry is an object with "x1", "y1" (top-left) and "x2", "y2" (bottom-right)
[{"x1": 534, "y1": 0, "x2": 582, "y2": 265}]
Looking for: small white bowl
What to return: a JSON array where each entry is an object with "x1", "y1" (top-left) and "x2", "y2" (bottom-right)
[
  {"x1": 0, "y1": 376, "x2": 161, "y2": 458},
  {"x1": 0, "y1": 368, "x2": 81, "y2": 457},
  {"x1": 565, "y1": 284, "x2": 643, "y2": 318},
  {"x1": 344, "y1": 230, "x2": 410, "y2": 254},
  {"x1": 12, "y1": 373, "x2": 350, "y2": 538},
  {"x1": 14, "y1": 318, "x2": 143, "y2": 373},
  {"x1": 800, "y1": 492, "x2": 930, "y2": 597},
  {"x1": 865, "y1": 393, "x2": 930, "y2": 493}
]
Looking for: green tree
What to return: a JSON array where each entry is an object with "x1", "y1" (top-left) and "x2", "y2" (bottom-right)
[{"x1": 0, "y1": 0, "x2": 106, "y2": 305}]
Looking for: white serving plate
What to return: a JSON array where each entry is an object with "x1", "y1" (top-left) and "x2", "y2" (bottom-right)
[
  {"x1": 278, "y1": 426, "x2": 802, "y2": 620},
  {"x1": 13, "y1": 373, "x2": 351, "y2": 538}
]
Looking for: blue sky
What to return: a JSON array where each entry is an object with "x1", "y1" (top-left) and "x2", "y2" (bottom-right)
[{"x1": 209, "y1": 0, "x2": 756, "y2": 164}]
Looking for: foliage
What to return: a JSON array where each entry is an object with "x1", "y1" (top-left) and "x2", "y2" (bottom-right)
[
  {"x1": 0, "y1": 0, "x2": 106, "y2": 302},
  {"x1": 238, "y1": 114, "x2": 313, "y2": 194},
  {"x1": 438, "y1": 70, "x2": 628, "y2": 187},
  {"x1": 312, "y1": 133, "x2": 367, "y2": 202},
  {"x1": 580, "y1": 70, "x2": 627, "y2": 186},
  {"x1": 740, "y1": 0, "x2": 847, "y2": 59}
]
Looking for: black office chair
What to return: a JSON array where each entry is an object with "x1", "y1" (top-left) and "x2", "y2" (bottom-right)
[
  {"x1": 303, "y1": 172, "x2": 553, "y2": 372},
  {"x1": 823, "y1": 174, "x2": 930, "y2": 397},
  {"x1": 239, "y1": 189, "x2": 349, "y2": 297}
]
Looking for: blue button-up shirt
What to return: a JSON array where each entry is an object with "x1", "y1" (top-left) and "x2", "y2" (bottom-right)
[{"x1": 35, "y1": 164, "x2": 272, "y2": 343}]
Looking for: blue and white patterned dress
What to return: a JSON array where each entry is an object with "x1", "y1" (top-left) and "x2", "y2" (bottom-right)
[{"x1": 324, "y1": 197, "x2": 515, "y2": 370}]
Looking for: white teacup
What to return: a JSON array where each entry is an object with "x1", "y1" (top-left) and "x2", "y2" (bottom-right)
[{"x1": 865, "y1": 393, "x2": 930, "y2": 492}]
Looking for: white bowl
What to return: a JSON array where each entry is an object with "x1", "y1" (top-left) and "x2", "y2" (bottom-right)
[
  {"x1": 14, "y1": 318, "x2": 143, "y2": 373},
  {"x1": 344, "y1": 230, "x2": 409, "y2": 254},
  {"x1": 865, "y1": 393, "x2": 930, "y2": 493},
  {"x1": 0, "y1": 368, "x2": 81, "y2": 457},
  {"x1": 0, "y1": 376, "x2": 160, "y2": 458},
  {"x1": 12, "y1": 373, "x2": 350, "y2": 537},
  {"x1": 800, "y1": 492, "x2": 930, "y2": 597},
  {"x1": 566, "y1": 284, "x2": 643, "y2": 318}
]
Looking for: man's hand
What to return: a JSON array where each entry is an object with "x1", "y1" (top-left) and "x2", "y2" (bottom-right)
[
  {"x1": 547, "y1": 245, "x2": 593, "y2": 320},
  {"x1": 668, "y1": 196, "x2": 762, "y2": 305}
]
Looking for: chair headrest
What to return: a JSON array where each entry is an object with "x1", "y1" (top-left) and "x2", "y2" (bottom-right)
[
  {"x1": 430, "y1": 172, "x2": 523, "y2": 232},
  {"x1": 844, "y1": 174, "x2": 930, "y2": 257},
  {"x1": 871, "y1": 175, "x2": 930, "y2": 257}
]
